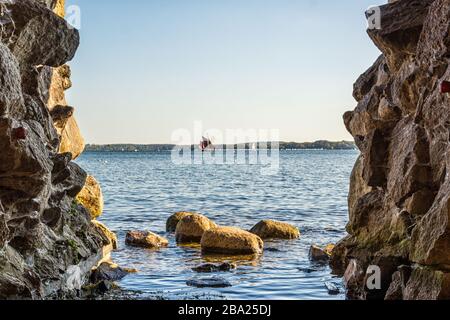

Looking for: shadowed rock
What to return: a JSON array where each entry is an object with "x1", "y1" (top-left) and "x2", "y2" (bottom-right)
[
  {"x1": 125, "y1": 231, "x2": 168, "y2": 249},
  {"x1": 192, "y1": 262, "x2": 237, "y2": 273},
  {"x1": 166, "y1": 211, "x2": 194, "y2": 232},
  {"x1": 186, "y1": 277, "x2": 232, "y2": 288}
]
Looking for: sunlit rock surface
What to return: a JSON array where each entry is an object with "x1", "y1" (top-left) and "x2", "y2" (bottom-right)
[
  {"x1": 249, "y1": 220, "x2": 300, "y2": 240},
  {"x1": 332, "y1": 0, "x2": 450, "y2": 300},
  {"x1": 0, "y1": 0, "x2": 113, "y2": 299},
  {"x1": 76, "y1": 175, "x2": 104, "y2": 220}
]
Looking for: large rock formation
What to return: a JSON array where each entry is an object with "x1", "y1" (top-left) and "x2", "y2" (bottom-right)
[
  {"x1": 332, "y1": 0, "x2": 450, "y2": 300},
  {"x1": 0, "y1": 0, "x2": 114, "y2": 299}
]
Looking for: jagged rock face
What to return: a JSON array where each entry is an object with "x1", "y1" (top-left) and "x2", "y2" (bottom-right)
[
  {"x1": 0, "y1": 0, "x2": 113, "y2": 299},
  {"x1": 332, "y1": 0, "x2": 450, "y2": 300}
]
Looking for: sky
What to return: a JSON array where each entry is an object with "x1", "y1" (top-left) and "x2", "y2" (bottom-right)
[{"x1": 65, "y1": 0, "x2": 382, "y2": 144}]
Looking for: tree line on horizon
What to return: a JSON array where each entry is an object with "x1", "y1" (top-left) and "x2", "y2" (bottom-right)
[{"x1": 84, "y1": 140, "x2": 356, "y2": 152}]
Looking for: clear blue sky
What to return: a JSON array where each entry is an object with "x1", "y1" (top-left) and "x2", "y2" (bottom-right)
[{"x1": 65, "y1": 0, "x2": 382, "y2": 144}]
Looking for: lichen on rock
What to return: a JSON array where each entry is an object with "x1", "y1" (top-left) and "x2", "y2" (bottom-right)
[{"x1": 332, "y1": 0, "x2": 450, "y2": 300}]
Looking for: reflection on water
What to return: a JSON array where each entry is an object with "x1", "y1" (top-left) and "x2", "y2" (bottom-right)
[{"x1": 76, "y1": 150, "x2": 359, "y2": 300}]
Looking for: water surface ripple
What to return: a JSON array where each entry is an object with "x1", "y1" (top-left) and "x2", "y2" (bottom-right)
[{"x1": 77, "y1": 150, "x2": 359, "y2": 300}]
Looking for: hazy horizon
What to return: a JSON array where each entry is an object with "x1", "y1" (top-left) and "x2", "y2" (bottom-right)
[{"x1": 66, "y1": 0, "x2": 382, "y2": 144}]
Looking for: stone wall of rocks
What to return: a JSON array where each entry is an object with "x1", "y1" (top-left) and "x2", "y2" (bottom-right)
[
  {"x1": 0, "y1": 0, "x2": 113, "y2": 299},
  {"x1": 331, "y1": 0, "x2": 450, "y2": 300}
]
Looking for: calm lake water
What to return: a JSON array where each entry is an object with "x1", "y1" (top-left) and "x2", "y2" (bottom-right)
[{"x1": 76, "y1": 150, "x2": 359, "y2": 300}]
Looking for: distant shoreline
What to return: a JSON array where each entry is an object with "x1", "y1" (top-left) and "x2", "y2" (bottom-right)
[{"x1": 84, "y1": 141, "x2": 356, "y2": 152}]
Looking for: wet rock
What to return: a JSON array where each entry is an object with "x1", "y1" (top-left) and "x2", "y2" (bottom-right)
[
  {"x1": 192, "y1": 263, "x2": 237, "y2": 273},
  {"x1": 76, "y1": 175, "x2": 104, "y2": 219},
  {"x1": 166, "y1": 211, "x2": 194, "y2": 232},
  {"x1": 325, "y1": 282, "x2": 341, "y2": 295},
  {"x1": 249, "y1": 220, "x2": 300, "y2": 240},
  {"x1": 83, "y1": 280, "x2": 116, "y2": 296},
  {"x1": 90, "y1": 261, "x2": 136, "y2": 283},
  {"x1": 201, "y1": 226, "x2": 264, "y2": 255},
  {"x1": 175, "y1": 214, "x2": 217, "y2": 243},
  {"x1": 186, "y1": 277, "x2": 232, "y2": 288},
  {"x1": 265, "y1": 247, "x2": 281, "y2": 252},
  {"x1": 125, "y1": 231, "x2": 168, "y2": 249},
  {"x1": 298, "y1": 267, "x2": 318, "y2": 274},
  {"x1": 309, "y1": 244, "x2": 334, "y2": 262}
]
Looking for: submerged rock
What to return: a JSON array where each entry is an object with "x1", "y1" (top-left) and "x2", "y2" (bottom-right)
[
  {"x1": 249, "y1": 220, "x2": 300, "y2": 240},
  {"x1": 166, "y1": 211, "x2": 194, "y2": 232},
  {"x1": 186, "y1": 277, "x2": 232, "y2": 288},
  {"x1": 192, "y1": 263, "x2": 237, "y2": 273},
  {"x1": 175, "y1": 214, "x2": 217, "y2": 243},
  {"x1": 76, "y1": 175, "x2": 104, "y2": 220},
  {"x1": 325, "y1": 282, "x2": 341, "y2": 295},
  {"x1": 265, "y1": 247, "x2": 282, "y2": 252},
  {"x1": 126, "y1": 231, "x2": 169, "y2": 249},
  {"x1": 201, "y1": 226, "x2": 264, "y2": 255}
]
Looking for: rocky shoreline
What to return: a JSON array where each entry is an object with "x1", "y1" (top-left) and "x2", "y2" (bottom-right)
[
  {"x1": 331, "y1": 0, "x2": 450, "y2": 300},
  {"x1": 2, "y1": 0, "x2": 450, "y2": 300},
  {"x1": 0, "y1": 0, "x2": 116, "y2": 299}
]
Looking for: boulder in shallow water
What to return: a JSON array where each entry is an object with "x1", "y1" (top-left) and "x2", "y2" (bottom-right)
[
  {"x1": 186, "y1": 277, "x2": 232, "y2": 288},
  {"x1": 175, "y1": 214, "x2": 217, "y2": 243},
  {"x1": 201, "y1": 226, "x2": 264, "y2": 255},
  {"x1": 166, "y1": 211, "x2": 195, "y2": 232},
  {"x1": 90, "y1": 261, "x2": 136, "y2": 283},
  {"x1": 250, "y1": 220, "x2": 300, "y2": 239},
  {"x1": 192, "y1": 262, "x2": 237, "y2": 273},
  {"x1": 125, "y1": 231, "x2": 169, "y2": 249},
  {"x1": 309, "y1": 244, "x2": 335, "y2": 262},
  {"x1": 76, "y1": 175, "x2": 104, "y2": 220}
]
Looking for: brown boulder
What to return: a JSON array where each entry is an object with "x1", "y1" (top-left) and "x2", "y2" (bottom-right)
[
  {"x1": 166, "y1": 211, "x2": 194, "y2": 232},
  {"x1": 175, "y1": 214, "x2": 217, "y2": 243},
  {"x1": 249, "y1": 220, "x2": 300, "y2": 240},
  {"x1": 125, "y1": 231, "x2": 168, "y2": 249},
  {"x1": 201, "y1": 226, "x2": 264, "y2": 255}
]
